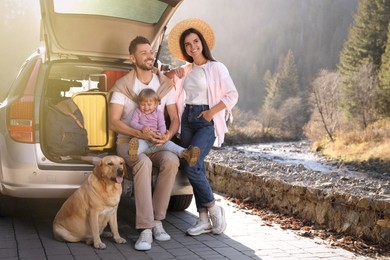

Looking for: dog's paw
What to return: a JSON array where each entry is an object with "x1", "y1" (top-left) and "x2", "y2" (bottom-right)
[
  {"x1": 114, "y1": 237, "x2": 127, "y2": 244},
  {"x1": 94, "y1": 242, "x2": 107, "y2": 249}
]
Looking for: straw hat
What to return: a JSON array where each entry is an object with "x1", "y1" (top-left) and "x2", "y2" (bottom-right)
[{"x1": 168, "y1": 18, "x2": 215, "y2": 61}]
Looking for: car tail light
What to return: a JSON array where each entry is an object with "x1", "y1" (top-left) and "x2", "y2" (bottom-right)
[
  {"x1": 7, "y1": 60, "x2": 41, "y2": 143},
  {"x1": 7, "y1": 97, "x2": 34, "y2": 143}
]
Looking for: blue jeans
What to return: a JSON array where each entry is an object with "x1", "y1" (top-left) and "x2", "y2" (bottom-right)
[{"x1": 180, "y1": 105, "x2": 216, "y2": 211}]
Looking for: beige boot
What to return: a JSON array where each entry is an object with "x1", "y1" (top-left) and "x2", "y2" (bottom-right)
[
  {"x1": 182, "y1": 146, "x2": 200, "y2": 167},
  {"x1": 128, "y1": 137, "x2": 139, "y2": 161}
]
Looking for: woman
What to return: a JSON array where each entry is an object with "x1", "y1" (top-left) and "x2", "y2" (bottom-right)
[{"x1": 167, "y1": 18, "x2": 239, "y2": 236}]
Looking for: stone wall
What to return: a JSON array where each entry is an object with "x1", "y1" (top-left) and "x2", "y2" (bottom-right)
[{"x1": 205, "y1": 161, "x2": 390, "y2": 245}]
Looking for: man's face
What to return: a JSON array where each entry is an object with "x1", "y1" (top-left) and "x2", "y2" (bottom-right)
[{"x1": 131, "y1": 43, "x2": 156, "y2": 71}]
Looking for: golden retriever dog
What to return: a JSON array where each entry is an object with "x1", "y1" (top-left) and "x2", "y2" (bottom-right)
[{"x1": 53, "y1": 155, "x2": 127, "y2": 249}]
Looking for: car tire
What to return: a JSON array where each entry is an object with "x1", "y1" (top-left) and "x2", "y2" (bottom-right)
[{"x1": 168, "y1": 194, "x2": 193, "y2": 211}]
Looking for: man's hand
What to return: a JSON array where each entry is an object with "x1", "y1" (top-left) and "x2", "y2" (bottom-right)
[
  {"x1": 153, "y1": 130, "x2": 171, "y2": 146},
  {"x1": 140, "y1": 130, "x2": 170, "y2": 146},
  {"x1": 139, "y1": 130, "x2": 159, "y2": 143},
  {"x1": 142, "y1": 126, "x2": 152, "y2": 133},
  {"x1": 161, "y1": 130, "x2": 171, "y2": 142}
]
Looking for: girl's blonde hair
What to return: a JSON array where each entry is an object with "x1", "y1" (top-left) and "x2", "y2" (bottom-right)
[{"x1": 137, "y1": 88, "x2": 160, "y2": 105}]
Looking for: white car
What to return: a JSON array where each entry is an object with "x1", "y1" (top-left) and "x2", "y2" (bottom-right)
[{"x1": 0, "y1": 0, "x2": 193, "y2": 214}]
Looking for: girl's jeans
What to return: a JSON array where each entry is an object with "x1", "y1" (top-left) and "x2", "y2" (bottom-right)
[{"x1": 180, "y1": 105, "x2": 216, "y2": 211}]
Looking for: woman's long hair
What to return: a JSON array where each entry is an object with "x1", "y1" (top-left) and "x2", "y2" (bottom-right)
[{"x1": 179, "y1": 28, "x2": 216, "y2": 63}]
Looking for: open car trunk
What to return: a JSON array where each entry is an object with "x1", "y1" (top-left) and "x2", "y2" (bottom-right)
[{"x1": 41, "y1": 61, "x2": 132, "y2": 163}]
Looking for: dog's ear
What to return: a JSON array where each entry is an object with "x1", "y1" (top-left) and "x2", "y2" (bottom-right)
[{"x1": 93, "y1": 158, "x2": 104, "y2": 180}]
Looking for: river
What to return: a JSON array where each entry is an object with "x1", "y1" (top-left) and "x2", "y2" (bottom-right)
[
  {"x1": 231, "y1": 140, "x2": 388, "y2": 179},
  {"x1": 234, "y1": 140, "x2": 337, "y2": 172}
]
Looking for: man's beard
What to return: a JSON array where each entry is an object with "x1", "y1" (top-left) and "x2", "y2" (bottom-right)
[{"x1": 136, "y1": 58, "x2": 154, "y2": 71}]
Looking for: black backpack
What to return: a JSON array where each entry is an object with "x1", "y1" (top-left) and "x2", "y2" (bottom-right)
[{"x1": 45, "y1": 99, "x2": 89, "y2": 156}]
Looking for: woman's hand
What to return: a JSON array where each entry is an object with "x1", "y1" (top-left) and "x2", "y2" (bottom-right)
[
  {"x1": 198, "y1": 102, "x2": 227, "y2": 122},
  {"x1": 173, "y1": 67, "x2": 185, "y2": 78},
  {"x1": 165, "y1": 67, "x2": 185, "y2": 79},
  {"x1": 198, "y1": 110, "x2": 213, "y2": 122}
]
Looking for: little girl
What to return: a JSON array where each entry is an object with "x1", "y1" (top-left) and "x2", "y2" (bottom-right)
[{"x1": 127, "y1": 88, "x2": 200, "y2": 166}]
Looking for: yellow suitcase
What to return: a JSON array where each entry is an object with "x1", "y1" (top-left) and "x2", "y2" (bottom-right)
[{"x1": 72, "y1": 92, "x2": 115, "y2": 151}]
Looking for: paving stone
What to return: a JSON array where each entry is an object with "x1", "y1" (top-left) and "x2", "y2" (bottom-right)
[{"x1": 0, "y1": 194, "x2": 383, "y2": 260}]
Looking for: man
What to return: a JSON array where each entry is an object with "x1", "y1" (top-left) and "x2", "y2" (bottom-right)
[{"x1": 109, "y1": 36, "x2": 179, "y2": 251}]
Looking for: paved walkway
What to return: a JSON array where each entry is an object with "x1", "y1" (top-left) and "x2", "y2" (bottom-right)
[
  {"x1": 154, "y1": 194, "x2": 372, "y2": 260},
  {"x1": 0, "y1": 194, "x2": 379, "y2": 259}
]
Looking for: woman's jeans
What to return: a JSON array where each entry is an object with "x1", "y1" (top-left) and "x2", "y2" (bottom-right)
[{"x1": 180, "y1": 105, "x2": 216, "y2": 211}]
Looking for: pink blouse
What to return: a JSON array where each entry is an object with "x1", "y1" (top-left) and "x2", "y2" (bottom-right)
[{"x1": 173, "y1": 61, "x2": 238, "y2": 146}]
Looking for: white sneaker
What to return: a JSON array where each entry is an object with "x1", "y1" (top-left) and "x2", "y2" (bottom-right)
[
  {"x1": 134, "y1": 229, "x2": 153, "y2": 251},
  {"x1": 152, "y1": 222, "x2": 171, "y2": 241},
  {"x1": 186, "y1": 220, "x2": 212, "y2": 236},
  {"x1": 210, "y1": 205, "x2": 227, "y2": 235}
]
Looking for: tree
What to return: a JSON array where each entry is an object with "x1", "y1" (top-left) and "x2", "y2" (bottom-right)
[
  {"x1": 263, "y1": 49, "x2": 300, "y2": 111},
  {"x1": 338, "y1": 0, "x2": 390, "y2": 78},
  {"x1": 377, "y1": 23, "x2": 390, "y2": 117},
  {"x1": 275, "y1": 49, "x2": 300, "y2": 109},
  {"x1": 262, "y1": 69, "x2": 278, "y2": 112},
  {"x1": 379, "y1": 24, "x2": 390, "y2": 90},
  {"x1": 261, "y1": 49, "x2": 306, "y2": 138},
  {"x1": 337, "y1": 0, "x2": 390, "y2": 126},
  {"x1": 342, "y1": 62, "x2": 380, "y2": 129},
  {"x1": 309, "y1": 70, "x2": 342, "y2": 141},
  {"x1": 279, "y1": 97, "x2": 306, "y2": 138}
]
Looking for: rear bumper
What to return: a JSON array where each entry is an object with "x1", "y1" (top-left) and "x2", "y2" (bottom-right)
[
  {"x1": 0, "y1": 183, "x2": 81, "y2": 198},
  {"x1": 0, "y1": 140, "x2": 91, "y2": 198},
  {"x1": 0, "y1": 162, "x2": 90, "y2": 198}
]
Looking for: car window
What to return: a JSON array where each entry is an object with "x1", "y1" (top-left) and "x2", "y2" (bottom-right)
[
  {"x1": 53, "y1": 0, "x2": 168, "y2": 24},
  {"x1": 47, "y1": 63, "x2": 99, "y2": 98},
  {"x1": 46, "y1": 62, "x2": 130, "y2": 98},
  {"x1": 7, "y1": 56, "x2": 42, "y2": 100}
]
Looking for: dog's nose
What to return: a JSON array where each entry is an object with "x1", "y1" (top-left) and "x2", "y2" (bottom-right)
[{"x1": 117, "y1": 168, "x2": 124, "y2": 177}]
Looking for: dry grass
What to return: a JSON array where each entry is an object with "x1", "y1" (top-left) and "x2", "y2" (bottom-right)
[
  {"x1": 318, "y1": 119, "x2": 390, "y2": 163},
  {"x1": 224, "y1": 118, "x2": 295, "y2": 145},
  {"x1": 224, "y1": 125, "x2": 266, "y2": 145}
]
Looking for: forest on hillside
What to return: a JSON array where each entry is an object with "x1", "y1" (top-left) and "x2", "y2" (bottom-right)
[
  {"x1": 202, "y1": 0, "x2": 390, "y2": 167},
  {"x1": 304, "y1": 0, "x2": 390, "y2": 165},
  {"x1": 161, "y1": 0, "x2": 358, "y2": 113},
  {"x1": 165, "y1": 0, "x2": 390, "y2": 157}
]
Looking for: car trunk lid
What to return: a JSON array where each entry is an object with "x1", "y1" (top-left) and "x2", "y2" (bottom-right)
[{"x1": 40, "y1": 0, "x2": 183, "y2": 61}]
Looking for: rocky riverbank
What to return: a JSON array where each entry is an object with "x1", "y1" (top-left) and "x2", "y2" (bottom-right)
[
  {"x1": 204, "y1": 145, "x2": 390, "y2": 257},
  {"x1": 207, "y1": 144, "x2": 390, "y2": 201}
]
